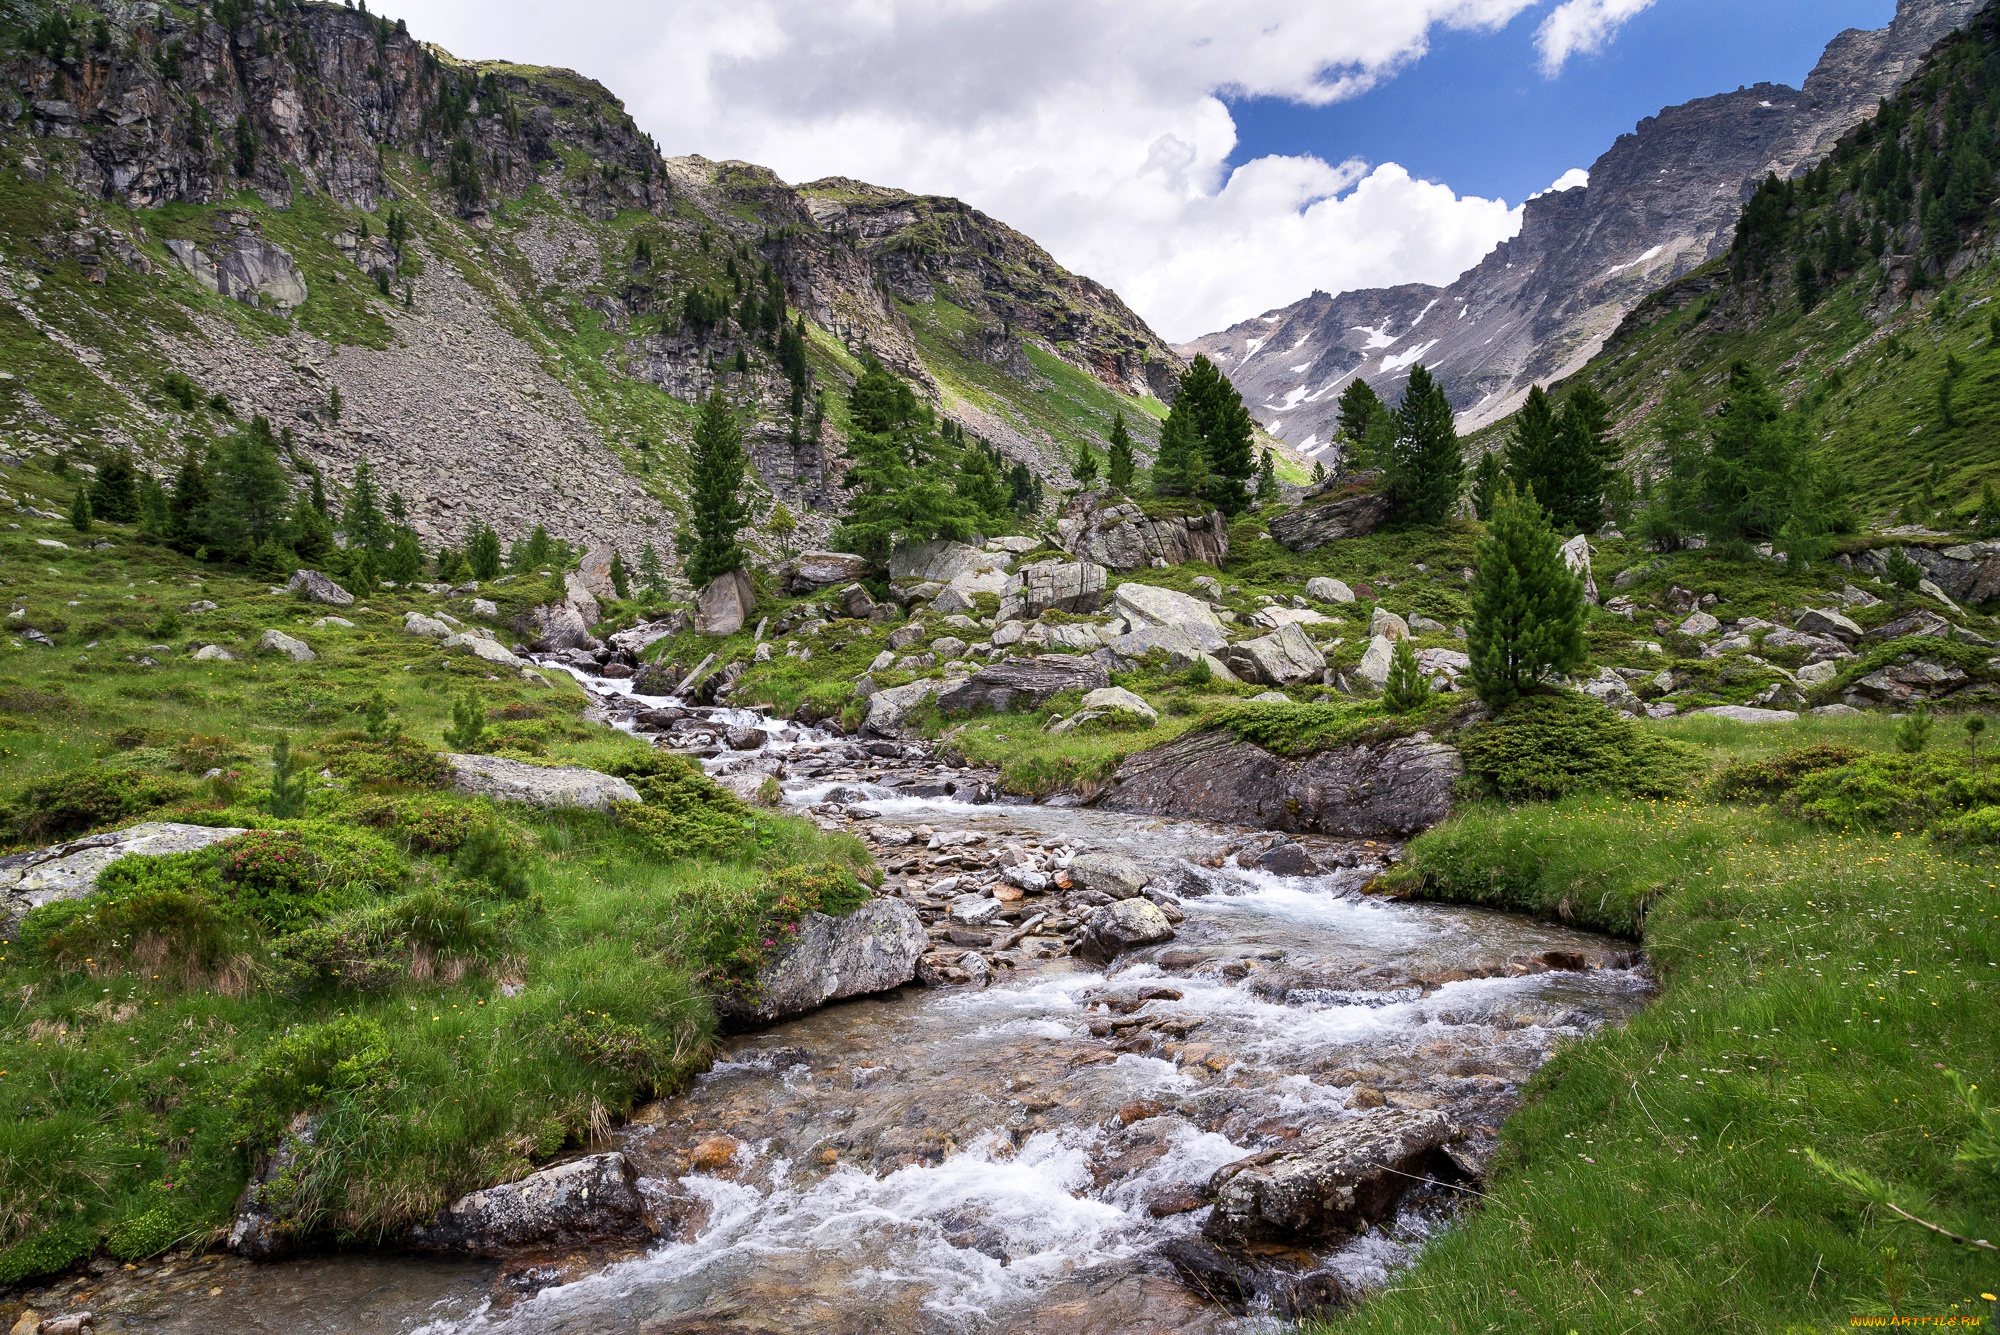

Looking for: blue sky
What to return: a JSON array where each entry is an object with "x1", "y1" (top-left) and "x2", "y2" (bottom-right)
[{"x1": 1227, "y1": 0, "x2": 1898, "y2": 205}]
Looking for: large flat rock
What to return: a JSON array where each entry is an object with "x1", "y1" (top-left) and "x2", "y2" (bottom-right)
[
  {"x1": 446, "y1": 754, "x2": 640, "y2": 809},
  {"x1": 2, "y1": 822, "x2": 250, "y2": 936},
  {"x1": 1267, "y1": 493, "x2": 1392, "y2": 552},
  {"x1": 716, "y1": 898, "x2": 927, "y2": 1029},
  {"x1": 937, "y1": 655, "x2": 1109, "y2": 714},
  {"x1": 1205, "y1": 1109, "x2": 1459, "y2": 1246},
  {"x1": 1101, "y1": 728, "x2": 1460, "y2": 837},
  {"x1": 411, "y1": 1152, "x2": 654, "y2": 1256}
]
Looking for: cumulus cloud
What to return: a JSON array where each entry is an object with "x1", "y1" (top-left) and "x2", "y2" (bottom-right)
[
  {"x1": 378, "y1": 0, "x2": 1554, "y2": 340},
  {"x1": 1530, "y1": 167, "x2": 1592, "y2": 198},
  {"x1": 1535, "y1": 0, "x2": 1657, "y2": 76}
]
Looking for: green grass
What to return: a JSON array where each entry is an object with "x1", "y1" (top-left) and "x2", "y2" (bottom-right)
[
  {"x1": 0, "y1": 476, "x2": 874, "y2": 1277},
  {"x1": 1340, "y1": 716, "x2": 2000, "y2": 1333}
]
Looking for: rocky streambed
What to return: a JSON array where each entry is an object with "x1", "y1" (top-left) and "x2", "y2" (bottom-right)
[{"x1": 38, "y1": 668, "x2": 1652, "y2": 1334}]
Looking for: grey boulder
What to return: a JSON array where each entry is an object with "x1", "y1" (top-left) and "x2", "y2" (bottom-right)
[
  {"x1": 1002, "y1": 561, "x2": 1108, "y2": 619},
  {"x1": 257, "y1": 629, "x2": 315, "y2": 662},
  {"x1": 287, "y1": 569, "x2": 353, "y2": 607},
  {"x1": 695, "y1": 569, "x2": 757, "y2": 637},
  {"x1": 937, "y1": 655, "x2": 1109, "y2": 714},
  {"x1": 863, "y1": 676, "x2": 963, "y2": 737},
  {"x1": 1204, "y1": 1109, "x2": 1459, "y2": 1246},
  {"x1": 1077, "y1": 897, "x2": 1175, "y2": 962},
  {"x1": 404, "y1": 611, "x2": 454, "y2": 640},
  {"x1": 1112, "y1": 582, "x2": 1224, "y2": 635},
  {"x1": 446, "y1": 754, "x2": 640, "y2": 810},
  {"x1": 716, "y1": 897, "x2": 927, "y2": 1029},
  {"x1": 1227, "y1": 622, "x2": 1326, "y2": 686},
  {"x1": 525, "y1": 600, "x2": 596, "y2": 652},
  {"x1": 2, "y1": 822, "x2": 250, "y2": 937},
  {"x1": 788, "y1": 551, "x2": 878, "y2": 592},
  {"x1": 1305, "y1": 576, "x2": 1355, "y2": 604},
  {"x1": 1055, "y1": 494, "x2": 1229, "y2": 571},
  {"x1": 1068, "y1": 851, "x2": 1152, "y2": 899},
  {"x1": 890, "y1": 539, "x2": 1003, "y2": 584},
  {"x1": 1795, "y1": 608, "x2": 1863, "y2": 642},
  {"x1": 411, "y1": 1152, "x2": 654, "y2": 1256},
  {"x1": 1267, "y1": 493, "x2": 1392, "y2": 552}
]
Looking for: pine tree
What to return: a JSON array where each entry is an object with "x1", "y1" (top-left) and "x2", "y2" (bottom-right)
[
  {"x1": 608, "y1": 549, "x2": 630, "y2": 599},
  {"x1": 267, "y1": 736, "x2": 308, "y2": 818},
  {"x1": 384, "y1": 527, "x2": 423, "y2": 584},
  {"x1": 1381, "y1": 638, "x2": 1433, "y2": 714},
  {"x1": 1150, "y1": 404, "x2": 1208, "y2": 499},
  {"x1": 1466, "y1": 481, "x2": 1588, "y2": 711},
  {"x1": 638, "y1": 541, "x2": 668, "y2": 597},
  {"x1": 1506, "y1": 385, "x2": 1560, "y2": 509},
  {"x1": 676, "y1": 390, "x2": 751, "y2": 587},
  {"x1": 1071, "y1": 440, "x2": 1099, "y2": 488},
  {"x1": 955, "y1": 444, "x2": 1015, "y2": 533},
  {"x1": 88, "y1": 448, "x2": 139, "y2": 522},
  {"x1": 834, "y1": 361, "x2": 977, "y2": 560},
  {"x1": 1255, "y1": 449, "x2": 1279, "y2": 502},
  {"x1": 444, "y1": 689, "x2": 488, "y2": 752},
  {"x1": 205, "y1": 416, "x2": 292, "y2": 556},
  {"x1": 466, "y1": 520, "x2": 503, "y2": 581},
  {"x1": 1387, "y1": 365, "x2": 1464, "y2": 525},
  {"x1": 328, "y1": 384, "x2": 342, "y2": 422},
  {"x1": 1549, "y1": 385, "x2": 1618, "y2": 534},
  {"x1": 767, "y1": 502, "x2": 798, "y2": 560},
  {"x1": 69, "y1": 485, "x2": 92, "y2": 533},
  {"x1": 1471, "y1": 449, "x2": 1506, "y2": 521},
  {"x1": 1106, "y1": 412, "x2": 1136, "y2": 493},
  {"x1": 1179, "y1": 355, "x2": 1257, "y2": 515},
  {"x1": 290, "y1": 495, "x2": 336, "y2": 566},
  {"x1": 1335, "y1": 379, "x2": 1386, "y2": 467},
  {"x1": 167, "y1": 441, "x2": 210, "y2": 554},
  {"x1": 340, "y1": 458, "x2": 390, "y2": 555}
]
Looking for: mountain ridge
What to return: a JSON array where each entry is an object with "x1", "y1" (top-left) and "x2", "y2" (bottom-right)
[{"x1": 1179, "y1": 0, "x2": 1978, "y2": 453}]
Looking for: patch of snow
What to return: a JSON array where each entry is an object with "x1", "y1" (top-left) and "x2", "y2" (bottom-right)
[
  {"x1": 1351, "y1": 323, "x2": 1398, "y2": 350},
  {"x1": 1297, "y1": 434, "x2": 1319, "y2": 453},
  {"x1": 1266, "y1": 418, "x2": 1285, "y2": 434},
  {"x1": 1758, "y1": 100, "x2": 1774, "y2": 108},
  {"x1": 1288, "y1": 332, "x2": 1313, "y2": 351},
  {"x1": 1605, "y1": 245, "x2": 1665, "y2": 276},
  {"x1": 1289, "y1": 362, "x2": 1312, "y2": 374},
  {"x1": 1278, "y1": 384, "x2": 1310, "y2": 411},
  {"x1": 1408, "y1": 298, "x2": 1441, "y2": 329},
  {"x1": 1378, "y1": 339, "x2": 1440, "y2": 375}
]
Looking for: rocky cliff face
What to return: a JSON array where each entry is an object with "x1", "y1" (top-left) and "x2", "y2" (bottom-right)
[
  {"x1": 1180, "y1": 0, "x2": 1978, "y2": 451},
  {"x1": 0, "y1": 0, "x2": 1175, "y2": 567}
]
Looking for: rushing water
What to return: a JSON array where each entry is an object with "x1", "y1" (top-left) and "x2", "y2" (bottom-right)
[{"x1": 57, "y1": 677, "x2": 1651, "y2": 1334}]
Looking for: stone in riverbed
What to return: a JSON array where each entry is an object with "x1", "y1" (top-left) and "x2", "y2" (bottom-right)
[
  {"x1": 2, "y1": 822, "x2": 249, "y2": 937},
  {"x1": 446, "y1": 754, "x2": 640, "y2": 810},
  {"x1": 411, "y1": 1152, "x2": 654, "y2": 1256},
  {"x1": 716, "y1": 898, "x2": 927, "y2": 1028},
  {"x1": 1077, "y1": 897, "x2": 1175, "y2": 961},
  {"x1": 1067, "y1": 851, "x2": 1151, "y2": 899},
  {"x1": 695, "y1": 569, "x2": 757, "y2": 637},
  {"x1": 1203, "y1": 1108, "x2": 1460, "y2": 1247}
]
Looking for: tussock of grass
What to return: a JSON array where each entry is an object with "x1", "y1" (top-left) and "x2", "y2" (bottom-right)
[{"x1": 1456, "y1": 692, "x2": 1708, "y2": 801}]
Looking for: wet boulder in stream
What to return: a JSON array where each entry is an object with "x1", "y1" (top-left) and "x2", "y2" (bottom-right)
[
  {"x1": 1203, "y1": 1108, "x2": 1462, "y2": 1247},
  {"x1": 1076, "y1": 896, "x2": 1175, "y2": 962},
  {"x1": 410, "y1": 1152, "x2": 655, "y2": 1256},
  {"x1": 716, "y1": 898, "x2": 927, "y2": 1030}
]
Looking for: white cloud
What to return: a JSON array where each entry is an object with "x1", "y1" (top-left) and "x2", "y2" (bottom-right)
[
  {"x1": 377, "y1": 1, "x2": 1549, "y2": 341},
  {"x1": 1535, "y1": 0, "x2": 1657, "y2": 76},
  {"x1": 1530, "y1": 167, "x2": 1591, "y2": 198}
]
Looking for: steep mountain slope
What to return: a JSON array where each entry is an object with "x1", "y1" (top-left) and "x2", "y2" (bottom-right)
[
  {"x1": 1180, "y1": 0, "x2": 1977, "y2": 453},
  {"x1": 1540, "y1": 0, "x2": 2000, "y2": 530},
  {"x1": 0, "y1": 0, "x2": 1178, "y2": 564}
]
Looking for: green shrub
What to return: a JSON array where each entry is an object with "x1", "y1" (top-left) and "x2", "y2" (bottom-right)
[
  {"x1": 106, "y1": 1203, "x2": 196, "y2": 1261},
  {"x1": 1458, "y1": 692, "x2": 1706, "y2": 801},
  {"x1": 1930, "y1": 804, "x2": 2000, "y2": 845},
  {"x1": 706, "y1": 863, "x2": 873, "y2": 994},
  {"x1": 215, "y1": 828, "x2": 407, "y2": 930},
  {"x1": 350, "y1": 794, "x2": 495, "y2": 854},
  {"x1": 1790, "y1": 751, "x2": 2000, "y2": 832},
  {"x1": 0, "y1": 1218, "x2": 96, "y2": 1284},
  {"x1": 314, "y1": 733, "x2": 450, "y2": 788},
  {"x1": 1203, "y1": 699, "x2": 1444, "y2": 757},
  {"x1": 1711, "y1": 744, "x2": 1864, "y2": 802},
  {"x1": 605, "y1": 752, "x2": 758, "y2": 863},
  {"x1": 1, "y1": 767, "x2": 195, "y2": 845},
  {"x1": 20, "y1": 855, "x2": 235, "y2": 976},
  {"x1": 229, "y1": 1016, "x2": 391, "y2": 1146}
]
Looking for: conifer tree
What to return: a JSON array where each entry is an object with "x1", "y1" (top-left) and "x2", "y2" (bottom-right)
[
  {"x1": 167, "y1": 441, "x2": 210, "y2": 554},
  {"x1": 834, "y1": 361, "x2": 977, "y2": 559},
  {"x1": 290, "y1": 495, "x2": 336, "y2": 566},
  {"x1": 206, "y1": 415, "x2": 292, "y2": 556},
  {"x1": 69, "y1": 485, "x2": 92, "y2": 533},
  {"x1": 1335, "y1": 379, "x2": 1386, "y2": 464},
  {"x1": 608, "y1": 549, "x2": 630, "y2": 599},
  {"x1": 1179, "y1": 355, "x2": 1257, "y2": 515},
  {"x1": 1467, "y1": 481, "x2": 1588, "y2": 711},
  {"x1": 267, "y1": 736, "x2": 308, "y2": 818},
  {"x1": 1255, "y1": 448, "x2": 1279, "y2": 502},
  {"x1": 1387, "y1": 365, "x2": 1464, "y2": 525},
  {"x1": 1106, "y1": 411, "x2": 1136, "y2": 493},
  {"x1": 340, "y1": 459, "x2": 390, "y2": 555},
  {"x1": 677, "y1": 390, "x2": 751, "y2": 587},
  {"x1": 1150, "y1": 404, "x2": 1208, "y2": 499},
  {"x1": 1507, "y1": 385, "x2": 1560, "y2": 511},
  {"x1": 1550, "y1": 385, "x2": 1617, "y2": 533},
  {"x1": 466, "y1": 520, "x2": 502, "y2": 580},
  {"x1": 1471, "y1": 449, "x2": 1506, "y2": 521},
  {"x1": 385, "y1": 527, "x2": 424, "y2": 584},
  {"x1": 1071, "y1": 440, "x2": 1099, "y2": 488},
  {"x1": 1381, "y1": 639, "x2": 1433, "y2": 714},
  {"x1": 955, "y1": 445, "x2": 1015, "y2": 533},
  {"x1": 638, "y1": 541, "x2": 668, "y2": 597},
  {"x1": 88, "y1": 448, "x2": 139, "y2": 522}
]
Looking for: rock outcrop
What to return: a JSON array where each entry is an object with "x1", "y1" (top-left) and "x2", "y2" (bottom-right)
[
  {"x1": 695, "y1": 570, "x2": 758, "y2": 637},
  {"x1": 1203, "y1": 1109, "x2": 1461, "y2": 1246},
  {"x1": 1226, "y1": 622, "x2": 1326, "y2": 687},
  {"x1": 411, "y1": 1153, "x2": 655, "y2": 1256},
  {"x1": 2, "y1": 822, "x2": 249, "y2": 936},
  {"x1": 287, "y1": 569, "x2": 353, "y2": 607},
  {"x1": 1055, "y1": 493, "x2": 1229, "y2": 571},
  {"x1": 1267, "y1": 494, "x2": 1393, "y2": 552},
  {"x1": 716, "y1": 898, "x2": 927, "y2": 1029},
  {"x1": 445, "y1": 755, "x2": 641, "y2": 810},
  {"x1": 1001, "y1": 561, "x2": 1108, "y2": 620},
  {"x1": 1101, "y1": 729, "x2": 1462, "y2": 837},
  {"x1": 937, "y1": 655, "x2": 1109, "y2": 714}
]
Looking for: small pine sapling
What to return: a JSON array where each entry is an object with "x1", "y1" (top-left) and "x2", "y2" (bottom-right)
[
  {"x1": 444, "y1": 690, "x2": 488, "y2": 752},
  {"x1": 608, "y1": 549, "x2": 630, "y2": 599},
  {"x1": 768, "y1": 502, "x2": 798, "y2": 560},
  {"x1": 1884, "y1": 546, "x2": 1925, "y2": 607},
  {"x1": 1895, "y1": 704, "x2": 1933, "y2": 754},
  {"x1": 362, "y1": 691, "x2": 402, "y2": 743},
  {"x1": 1071, "y1": 441, "x2": 1099, "y2": 488},
  {"x1": 69, "y1": 485, "x2": 92, "y2": 533},
  {"x1": 267, "y1": 736, "x2": 308, "y2": 818},
  {"x1": 1255, "y1": 449, "x2": 1279, "y2": 503},
  {"x1": 1965, "y1": 714, "x2": 1986, "y2": 758},
  {"x1": 1381, "y1": 639, "x2": 1432, "y2": 714}
]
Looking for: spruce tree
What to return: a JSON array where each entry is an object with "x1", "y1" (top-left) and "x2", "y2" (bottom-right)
[
  {"x1": 1387, "y1": 365, "x2": 1464, "y2": 525},
  {"x1": 69, "y1": 485, "x2": 92, "y2": 533},
  {"x1": 834, "y1": 361, "x2": 977, "y2": 560},
  {"x1": 466, "y1": 520, "x2": 502, "y2": 580},
  {"x1": 205, "y1": 416, "x2": 291, "y2": 556},
  {"x1": 1106, "y1": 411, "x2": 1136, "y2": 493},
  {"x1": 677, "y1": 390, "x2": 751, "y2": 587},
  {"x1": 1550, "y1": 385, "x2": 1617, "y2": 533},
  {"x1": 385, "y1": 527, "x2": 424, "y2": 584},
  {"x1": 340, "y1": 458, "x2": 390, "y2": 555},
  {"x1": 1335, "y1": 379, "x2": 1385, "y2": 463},
  {"x1": 1255, "y1": 448, "x2": 1279, "y2": 502},
  {"x1": 1471, "y1": 449, "x2": 1506, "y2": 521},
  {"x1": 1071, "y1": 440, "x2": 1099, "y2": 488},
  {"x1": 88, "y1": 448, "x2": 139, "y2": 522},
  {"x1": 167, "y1": 441, "x2": 210, "y2": 554},
  {"x1": 1507, "y1": 385, "x2": 1560, "y2": 511},
  {"x1": 638, "y1": 541, "x2": 668, "y2": 597},
  {"x1": 1179, "y1": 355, "x2": 1256, "y2": 515},
  {"x1": 1150, "y1": 404, "x2": 1208, "y2": 499},
  {"x1": 955, "y1": 444, "x2": 1015, "y2": 532},
  {"x1": 608, "y1": 549, "x2": 630, "y2": 599},
  {"x1": 1466, "y1": 481, "x2": 1588, "y2": 711},
  {"x1": 1381, "y1": 638, "x2": 1432, "y2": 714}
]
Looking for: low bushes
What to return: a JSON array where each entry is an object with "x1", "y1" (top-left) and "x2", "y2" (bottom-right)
[
  {"x1": 1, "y1": 767, "x2": 195, "y2": 846},
  {"x1": 606, "y1": 751, "x2": 761, "y2": 863},
  {"x1": 314, "y1": 732, "x2": 451, "y2": 788},
  {"x1": 1711, "y1": 744, "x2": 1863, "y2": 802},
  {"x1": 1789, "y1": 749, "x2": 2000, "y2": 833},
  {"x1": 1457, "y1": 692, "x2": 1706, "y2": 801}
]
